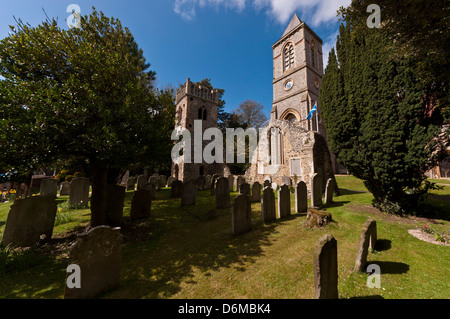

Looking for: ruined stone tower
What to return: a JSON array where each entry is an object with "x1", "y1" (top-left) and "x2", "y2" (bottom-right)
[{"x1": 172, "y1": 78, "x2": 229, "y2": 181}]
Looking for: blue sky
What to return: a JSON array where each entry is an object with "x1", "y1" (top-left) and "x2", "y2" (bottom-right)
[{"x1": 0, "y1": 0, "x2": 350, "y2": 118}]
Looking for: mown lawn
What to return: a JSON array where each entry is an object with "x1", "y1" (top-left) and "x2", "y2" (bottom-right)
[{"x1": 0, "y1": 176, "x2": 449, "y2": 299}]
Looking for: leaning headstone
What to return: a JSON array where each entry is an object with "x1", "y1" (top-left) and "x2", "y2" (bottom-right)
[
  {"x1": 40, "y1": 179, "x2": 58, "y2": 197},
  {"x1": 311, "y1": 173, "x2": 323, "y2": 208},
  {"x1": 167, "y1": 176, "x2": 176, "y2": 188},
  {"x1": 69, "y1": 177, "x2": 90, "y2": 208},
  {"x1": 236, "y1": 176, "x2": 245, "y2": 193},
  {"x1": 196, "y1": 176, "x2": 206, "y2": 190},
  {"x1": 324, "y1": 178, "x2": 334, "y2": 205},
  {"x1": 181, "y1": 180, "x2": 196, "y2": 206},
  {"x1": 277, "y1": 184, "x2": 291, "y2": 219},
  {"x1": 60, "y1": 181, "x2": 71, "y2": 196},
  {"x1": 239, "y1": 182, "x2": 250, "y2": 196},
  {"x1": 106, "y1": 185, "x2": 126, "y2": 226},
  {"x1": 1, "y1": 196, "x2": 57, "y2": 247},
  {"x1": 295, "y1": 181, "x2": 308, "y2": 213},
  {"x1": 136, "y1": 175, "x2": 147, "y2": 191},
  {"x1": 130, "y1": 189, "x2": 152, "y2": 220},
  {"x1": 314, "y1": 234, "x2": 338, "y2": 299},
  {"x1": 215, "y1": 177, "x2": 230, "y2": 209},
  {"x1": 64, "y1": 226, "x2": 122, "y2": 299},
  {"x1": 251, "y1": 182, "x2": 261, "y2": 203},
  {"x1": 171, "y1": 180, "x2": 182, "y2": 198},
  {"x1": 227, "y1": 175, "x2": 234, "y2": 192},
  {"x1": 126, "y1": 177, "x2": 136, "y2": 191},
  {"x1": 261, "y1": 186, "x2": 276, "y2": 223},
  {"x1": 232, "y1": 194, "x2": 252, "y2": 235},
  {"x1": 354, "y1": 219, "x2": 377, "y2": 272},
  {"x1": 205, "y1": 175, "x2": 212, "y2": 190}
]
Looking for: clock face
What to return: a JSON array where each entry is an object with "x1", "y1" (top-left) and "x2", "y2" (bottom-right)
[{"x1": 285, "y1": 80, "x2": 293, "y2": 90}]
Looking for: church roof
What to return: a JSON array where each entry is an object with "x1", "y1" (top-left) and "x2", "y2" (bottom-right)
[{"x1": 282, "y1": 13, "x2": 302, "y2": 37}]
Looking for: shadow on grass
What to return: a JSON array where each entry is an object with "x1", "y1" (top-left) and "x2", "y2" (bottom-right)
[
  {"x1": 104, "y1": 189, "x2": 283, "y2": 298},
  {"x1": 374, "y1": 239, "x2": 391, "y2": 251},
  {"x1": 338, "y1": 188, "x2": 369, "y2": 195},
  {"x1": 348, "y1": 295, "x2": 384, "y2": 299},
  {"x1": 324, "y1": 200, "x2": 351, "y2": 208},
  {"x1": 367, "y1": 261, "x2": 409, "y2": 274}
]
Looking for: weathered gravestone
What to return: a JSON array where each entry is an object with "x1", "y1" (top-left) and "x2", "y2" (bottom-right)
[
  {"x1": 354, "y1": 219, "x2": 377, "y2": 272},
  {"x1": 40, "y1": 179, "x2": 58, "y2": 197},
  {"x1": 311, "y1": 173, "x2": 323, "y2": 208},
  {"x1": 149, "y1": 176, "x2": 160, "y2": 191},
  {"x1": 158, "y1": 175, "x2": 167, "y2": 188},
  {"x1": 171, "y1": 180, "x2": 182, "y2": 198},
  {"x1": 106, "y1": 185, "x2": 126, "y2": 226},
  {"x1": 232, "y1": 194, "x2": 251, "y2": 235},
  {"x1": 181, "y1": 180, "x2": 196, "y2": 206},
  {"x1": 295, "y1": 181, "x2": 308, "y2": 213},
  {"x1": 126, "y1": 177, "x2": 136, "y2": 191},
  {"x1": 324, "y1": 178, "x2": 334, "y2": 205},
  {"x1": 196, "y1": 176, "x2": 206, "y2": 190},
  {"x1": 277, "y1": 184, "x2": 291, "y2": 219},
  {"x1": 167, "y1": 176, "x2": 176, "y2": 188},
  {"x1": 60, "y1": 181, "x2": 71, "y2": 196},
  {"x1": 251, "y1": 182, "x2": 261, "y2": 203},
  {"x1": 205, "y1": 175, "x2": 212, "y2": 190},
  {"x1": 227, "y1": 175, "x2": 234, "y2": 192},
  {"x1": 64, "y1": 226, "x2": 122, "y2": 299},
  {"x1": 261, "y1": 186, "x2": 276, "y2": 223},
  {"x1": 314, "y1": 234, "x2": 338, "y2": 299},
  {"x1": 69, "y1": 177, "x2": 90, "y2": 208},
  {"x1": 130, "y1": 190, "x2": 152, "y2": 220},
  {"x1": 215, "y1": 177, "x2": 230, "y2": 209},
  {"x1": 136, "y1": 175, "x2": 148, "y2": 191},
  {"x1": 263, "y1": 180, "x2": 271, "y2": 189},
  {"x1": 144, "y1": 182, "x2": 156, "y2": 200},
  {"x1": 236, "y1": 176, "x2": 245, "y2": 193},
  {"x1": 210, "y1": 174, "x2": 220, "y2": 195},
  {"x1": 271, "y1": 182, "x2": 278, "y2": 190},
  {"x1": 1, "y1": 196, "x2": 57, "y2": 247},
  {"x1": 239, "y1": 182, "x2": 250, "y2": 196}
]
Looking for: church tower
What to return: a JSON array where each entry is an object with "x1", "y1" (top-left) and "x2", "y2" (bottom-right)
[
  {"x1": 271, "y1": 13, "x2": 325, "y2": 135},
  {"x1": 172, "y1": 78, "x2": 229, "y2": 181}
]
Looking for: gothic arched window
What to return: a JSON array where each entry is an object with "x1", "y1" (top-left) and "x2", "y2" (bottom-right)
[{"x1": 284, "y1": 43, "x2": 294, "y2": 72}]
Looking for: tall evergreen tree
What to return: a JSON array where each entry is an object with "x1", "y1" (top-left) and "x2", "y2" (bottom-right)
[{"x1": 320, "y1": 18, "x2": 444, "y2": 215}]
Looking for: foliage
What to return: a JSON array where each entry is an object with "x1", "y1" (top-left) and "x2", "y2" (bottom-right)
[
  {"x1": 320, "y1": 15, "x2": 445, "y2": 215},
  {"x1": 0, "y1": 8, "x2": 166, "y2": 225}
]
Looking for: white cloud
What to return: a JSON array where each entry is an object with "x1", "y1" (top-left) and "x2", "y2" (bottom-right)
[
  {"x1": 321, "y1": 29, "x2": 339, "y2": 68},
  {"x1": 174, "y1": 0, "x2": 351, "y2": 26}
]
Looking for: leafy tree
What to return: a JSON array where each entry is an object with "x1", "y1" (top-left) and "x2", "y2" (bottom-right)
[
  {"x1": 320, "y1": 17, "x2": 445, "y2": 215},
  {"x1": 0, "y1": 8, "x2": 164, "y2": 226}
]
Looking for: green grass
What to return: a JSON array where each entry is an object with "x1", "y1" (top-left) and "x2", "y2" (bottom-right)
[{"x1": 0, "y1": 176, "x2": 449, "y2": 299}]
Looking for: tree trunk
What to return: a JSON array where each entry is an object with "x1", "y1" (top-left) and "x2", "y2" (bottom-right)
[{"x1": 90, "y1": 159, "x2": 109, "y2": 227}]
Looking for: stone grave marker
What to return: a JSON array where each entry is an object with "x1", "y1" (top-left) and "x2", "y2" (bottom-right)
[
  {"x1": 60, "y1": 181, "x2": 71, "y2": 196},
  {"x1": 232, "y1": 194, "x2": 251, "y2": 235},
  {"x1": 64, "y1": 226, "x2": 122, "y2": 299},
  {"x1": 130, "y1": 189, "x2": 152, "y2": 220},
  {"x1": 239, "y1": 182, "x2": 250, "y2": 196},
  {"x1": 354, "y1": 219, "x2": 377, "y2": 272},
  {"x1": 277, "y1": 184, "x2": 291, "y2": 219},
  {"x1": 261, "y1": 186, "x2": 276, "y2": 223},
  {"x1": 251, "y1": 182, "x2": 261, "y2": 203},
  {"x1": 126, "y1": 177, "x2": 136, "y2": 191},
  {"x1": 106, "y1": 185, "x2": 126, "y2": 226},
  {"x1": 196, "y1": 176, "x2": 206, "y2": 190},
  {"x1": 167, "y1": 176, "x2": 176, "y2": 188},
  {"x1": 311, "y1": 173, "x2": 323, "y2": 208},
  {"x1": 40, "y1": 179, "x2": 58, "y2": 197},
  {"x1": 314, "y1": 234, "x2": 338, "y2": 299},
  {"x1": 69, "y1": 177, "x2": 90, "y2": 208},
  {"x1": 324, "y1": 178, "x2": 334, "y2": 205},
  {"x1": 295, "y1": 181, "x2": 308, "y2": 213},
  {"x1": 171, "y1": 180, "x2": 182, "y2": 198},
  {"x1": 181, "y1": 180, "x2": 196, "y2": 206},
  {"x1": 215, "y1": 177, "x2": 230, "y2": 209},
  {"x1": 1, "y1": 196, "x2": 57, "y2": 247}
]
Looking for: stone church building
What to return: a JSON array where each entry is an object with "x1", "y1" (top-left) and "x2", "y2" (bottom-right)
[
  {"x1": 244, "y1": 14, "x2": 337, "y2": 191},
  {"x1": 172, "y1": 13, "x2": 337, "y2": 192}
]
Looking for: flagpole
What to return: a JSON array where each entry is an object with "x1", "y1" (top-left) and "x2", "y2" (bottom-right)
[{"x1": 315, "y1": 103, "x2": 319, "y2": 132}]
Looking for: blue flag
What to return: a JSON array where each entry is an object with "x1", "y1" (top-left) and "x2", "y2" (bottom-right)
[{"x1": 306, "y1": 104, "x2": 317, "y2": 120}]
